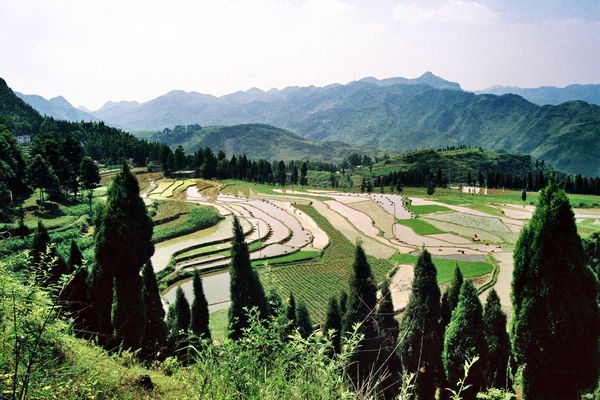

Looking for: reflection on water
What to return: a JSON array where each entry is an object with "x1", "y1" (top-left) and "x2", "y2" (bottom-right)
[{"x1": 163, "y1": 270, "x2": 231, "y2": 312}]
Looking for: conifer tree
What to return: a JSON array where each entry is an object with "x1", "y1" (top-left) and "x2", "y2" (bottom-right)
[
  {"x1": 300, "y1": 162, "x2": 308, "y2": 187},
  {"x1": 296, "y1": 300, "x2": 313, "y2": 339},
  {"x1": 443, "y1": 281, "x2": 487, "y2": 400},
  {"x1": 323, "y1": 296, "x2": 342, "y2": 354},
  {"x1": 339, "y1": 291, "x2": 348, "y2": 319},
  {"x1": 482, "y1": 290, "x2": 511, "y2": 389},
  {"x1": 58, "y1": 264, "x2": 90, "y2": 333},
  {"x1": 228, "y1": 216, "x2": 269, "y2": 339},
  {"x1": 94, "y1": 162, "x2": 153, "y2": 349},
  {"x1": 173, "y1": 286, "x2": 191, "y2": 334},
  {"x1": 440, "y1": 265, "x2": 463, "y2": 330},
  {"x1": 343, "y1": 244, "x2": 379, "y2": 382},
  {"x1": 377, "y1": 280, "x2": 401, "y2": 397},
  {"x1": 68, "y1": 240, "x2": 83, "y2": 274},
  {"x1": 511, "y1": 182, "x2": 599, "y2": 399},
  {"x1": 190, "y1": 269, "x2": 211, "y2": 340},
  {"x1": 31, "y1": 220, "x2": 50, "y2": 266},
  {"x1": 141, "y1": 262, "x2": 168, "y2": 361},
  {"x1": 266, "y1": 288, "x2": 284, "y2": 318},
  {"x1": 397, "y1": 250, "x2": 442, "y2": 400},
  {"x1": 285, "y1": 293, "x2": 298, "y2": 336},
  {"x1": 291, "y1": 165, "x2": 299, "y2": 186}
]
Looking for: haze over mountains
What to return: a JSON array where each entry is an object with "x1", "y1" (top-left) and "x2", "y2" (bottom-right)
[
  {"x1": 478, "y1": 84, "x2": 600, "y2": 106},
  {"x1": 15, "y1": 92, "x2": 98, "y2": 122},
  {"x1": 10, "y1": 72, "x2": 600, "y2": 176}
]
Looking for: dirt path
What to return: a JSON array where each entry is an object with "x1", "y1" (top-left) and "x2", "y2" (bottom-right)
[{"x1": 479, "y1": 251, "x2": 514, "y2": 318}]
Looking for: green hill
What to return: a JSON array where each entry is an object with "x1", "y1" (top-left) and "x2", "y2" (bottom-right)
[
  {"x1": 368, "y1": 147, "x2": 542, "y2": 182},
  {"x1": 149, "y1": 123, "x2": 385, "y2": 163},
  {"x1": 0, "y1": 77, "x2": 42, "y2": 135}
]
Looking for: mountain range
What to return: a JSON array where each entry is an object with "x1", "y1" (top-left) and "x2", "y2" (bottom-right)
[
  {"x1": 15, "y1": 92, "x2": 98, "y2": 122},
  {"x1": 478, "y1": 84, "x2": 600, "y2": 106},
  {"x1": 10, "y1": 73, "x2": 600, "y2": 176}
]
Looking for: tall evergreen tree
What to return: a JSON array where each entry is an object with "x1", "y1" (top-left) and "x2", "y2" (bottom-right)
[
  {"x1": 296, "y1": 300, "x2": 313, "y2": 339},
  {"x1": 300, "y1": 162, "x2": 308, "y2": 187},
  {"x1": 141, "y1": 262, "x2": 168, "y2": 361},
  {"x1": 323, "y1": 296, "x2": 342, "y2": 354},
  {"x1": 339, "y1": 291, "x2": 348, "y2": 319},
  {"x1": 440, "y1": 265, "x2": 463, "y2": 330},
  {"x1": 397, "y1": 250, "x2": 442, "y2": 400},
  {"x1": 377, "y1": 280, "x2": 401, "y2": 398},
  {"x1": 172, "y1": 286, "x2": 191, "y2": 334},
  {"x1": 190, "y1": 269, "x2": 211, "y2": 340},
  {"x1": 68, "y1": 240, "x2": 83, "y2": 274},
  {"x1": 228, "y1": 216, "x2": 269, "y2": 339},
  {"x1": 443, "y1": 281, "x2": 487, "y2": 400},
  {"x1": 343, "y1": 244, "x2": 380, "y2": 382},
  {"x1": 94, "y1": 162, "x2": 153, "y2": 349},
  {"x1": 511, "y1": 182, "x2": 599, "y2": 399},
  {"x1": 31, "y1": 220, "x2": 51, "y2": 266},
  {"x1": 291, "y1": 165, "x2": 299, "y2": 186},
  {"x1": 285, "y1": 293, "x2": 298, "y2": 336},
  {"x1": 483, "y1": 290, "x2": 511, "y2": 389}
]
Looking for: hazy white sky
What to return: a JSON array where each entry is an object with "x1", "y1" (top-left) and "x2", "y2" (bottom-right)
[{"x1": 1, "y1": 0, "x2": 599, "y2": 109}]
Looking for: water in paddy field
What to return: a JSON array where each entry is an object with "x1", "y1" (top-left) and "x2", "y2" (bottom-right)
[{"x1": 164, "y1": 270, "x2": 231, "y2": 312}]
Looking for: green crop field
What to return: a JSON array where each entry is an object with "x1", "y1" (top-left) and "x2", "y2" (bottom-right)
[
  {"x1": 390, "y1": 253, "x2": 494, "y2": 284},
  {"x1": 405, "y1": 203, "x2": 451, "y2": 215},
  {"x1": 261, "y1": 204, "x2": 394, "y2": 322},
  {"x1": 396, "y1": 218, "x2": 444, "y2": 235},
  {"x1": 252, "y1": 250, "x2": 319, "y2": 267}
]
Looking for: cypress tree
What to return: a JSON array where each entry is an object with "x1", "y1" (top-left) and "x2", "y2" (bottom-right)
[
  {"x1": 397, "y1": 249, "x2": 442, "y2": 400},
  {"x1": 68, "y1": 240, "x2": 83, "y2": 274},
  {"x1": 482, "y1": 289, "x2": 511, "y2": 389},
  {"x1": 166, "y1": 303, "x2": 176, "y2": 331},
  {"x1": 285, "y1": 293, "x2": 298, "y2": 336},
  {"x1": 443, "y1": 281, "x2": 487, "y2": 400},
  {"x1": 511, "y1": 182, "x2": 599, "y2": 399},
  {"x1": 190, "y1": 269, "x2": 211, "y2": 340},
  {"x1": 323, "y1": 296, "x2": 342, "y2": 354},
  {"x1": 339, "y1": 291, "x2": 348, "y2": 319},
  {"x1": 94, "y1": 162, "x2": 153, "y2": 349},
  {"x1": 31, "y1": 220, "x2": 50, "y2": 266},
  {"x1": 440, "y1": 265, "x2": 463, "y2": 330},
  {"x1": 173, "y1": 286, "x2": 191, "y2": 334},
  {"x1": 377, "y1": 280, "x2": 402, "y2": 398},
  {"x1": 296, "y1": 300, "x2": 313, "y2": 339},
  {"x1": 228, "y1": 216, "x2": 269, "y2": 339},
  {"x1": 343, "y1": 244, "x2": 379, "y2": 382},
  {"x1": 141, "y1": 262, "x2": 168, "y2": 361},
  {"x1": 58, "y1": 265, "x2": 90, "y2": 333}
]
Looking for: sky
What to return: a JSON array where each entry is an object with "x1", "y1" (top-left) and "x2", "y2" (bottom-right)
[{"x1": 1, "y1": 0, "x2": 599, "y2": 110}]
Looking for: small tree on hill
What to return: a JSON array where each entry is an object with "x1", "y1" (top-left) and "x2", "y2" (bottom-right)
[
  {"x1": 190, "y1": 269, "x2": 211, "y2": 340},
  {"x1": 79, "y1": 157, "x2": 100, "y2": 214},
  {"x1": 521, "y1": 189, "x2": 527, "y2": 203},
  {"x1": 27, "y1": 154, "x2": 58, "y2": 203},
  {"x1": 172, "y1": 287, "x2": 191, "y2": 335},
  {"x1": 483, "y1": 289, "x2": 511, "y2": 389},
  {"x1": 296, "y1": 300, "x2": 313, "y2": 339},
  {"x1": 31, "y1": 220, "x2": 51, "y2": 266},
  {"x1": 141, "y1": 262, "x2": 168, "y2": 360},
  {"x1": 323, "y1": 296, "x2": 342, "y2": 355},
  {"x1": 397, "y1": 250, "x2": 442, "y2": 400},
  {"x1": 511, "y1": 182, "x2": 599, "y2": 399},
  {"x1": 377, "y1": 280, "x2": 401, "y2": 397},
  {"x1": 443, "y1": 281, "x2": 487, "y2": 400},
  {"x1": 228, "y1": 216, "x2": 269, "y2": 339}
]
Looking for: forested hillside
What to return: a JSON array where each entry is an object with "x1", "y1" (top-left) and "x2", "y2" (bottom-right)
[
  {"x1": 150, "y1": 123, "x2": 386, "y2": 163},
  {"x1": 80, "y1": 77, "x2": 600, "y2": 176}
]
